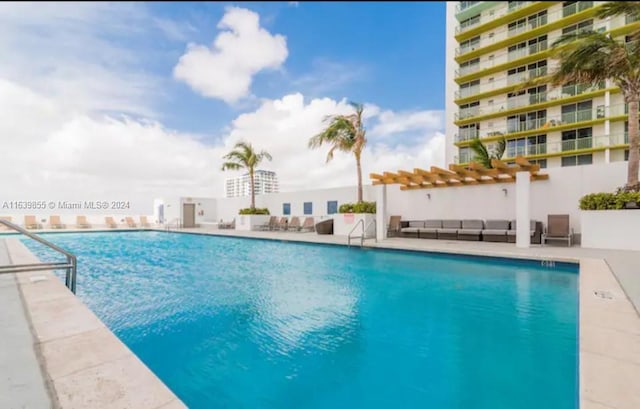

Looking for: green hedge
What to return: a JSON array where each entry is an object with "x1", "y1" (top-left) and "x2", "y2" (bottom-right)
[
  {"x1": 239, "y1": 208, "x2": 270, "y2": 215},
  {"x1": 579, "y1": 191, "x2": 640, "y2": 210},
  {"x1": 338, "y1": 201, "x2": 376, "y2": 214}
]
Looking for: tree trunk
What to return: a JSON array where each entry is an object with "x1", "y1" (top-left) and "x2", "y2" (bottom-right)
[
  {"x1": 355, "y1": 152, "x2": 363, "y2": 203},
  {"x1": 628, "y1": 99, "x2": 640, "y2": 190},
  {"x1": 250, "y1": 168, "x2": 255, "y2": 210}
]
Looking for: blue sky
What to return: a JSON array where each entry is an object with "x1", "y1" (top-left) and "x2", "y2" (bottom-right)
[
  {"x1": 143, "y1": 1, "x2": 446, "y2": 136},
  {"x1": 0, "y1": 2, "x2": 447, "y2": 204}
]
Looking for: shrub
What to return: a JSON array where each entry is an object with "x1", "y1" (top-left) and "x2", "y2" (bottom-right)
[
  {"x1": 579, "y1": 191, "x2": 640, "y2": 210},
  {"x1": 239, "y1": 208, "x2": 270, "y2": 215},
  {"x1": 338, "y1": 201, "x2": 376, "y2": 214}
]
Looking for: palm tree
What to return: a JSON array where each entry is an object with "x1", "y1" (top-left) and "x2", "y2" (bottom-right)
[
  {"x1": 597, "y1": 2, "x2": 640, "y2": 24},
  {"x1": 550, "y1": 23, "x2": 640, "y2": 190},
  {"x1": 469, "y1": 136, "x2": 506, "y2": 168},
  {"x1": 308, "y1": 102, "x2": 367, "y2": 203},
  {"x1": 221, "y1": 141, "x2": 272, "y2": 210}
]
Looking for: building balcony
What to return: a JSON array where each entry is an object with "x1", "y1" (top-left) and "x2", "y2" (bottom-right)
[
  {"x1": 454, "y1": 82, "x2": 606, "y2": 123},
  {"x1": 455, "y1": 2, "x2": 533, "y2": 36}
]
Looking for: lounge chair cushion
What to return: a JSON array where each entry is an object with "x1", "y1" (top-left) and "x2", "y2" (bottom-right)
[
  {"x1": 442, "y1": 220, "x2": 462, "y2": 229},
  {"x1": 401, "y1": 227, "x2": 421, "y2": 233},
  {"x1": 462, "y1": 220, "x2": 484, "y2": 229},
  {"x1": 425, "y1": 220, "x2": 442, "y2": 228},
  {"x1": 437, "y1": 228, "x2": 458, "y2": 234},
  {"x1": 458, "y1": 229, "x2": 482, "y2": 235},
  {"x1": 482, "y1": 229, "x2": 507, "y2": 236},
  {"x1": 485, "y1": 220, "x2": 510, "y2": 230},
  {"x1": 408, "y1": 221, "x2": 424, "y2": 228},
  {"x1": 506, "y1": 230, "x2": 534, "y2": 236},
  {"x1": 422, "y1": 228, "x2": 438, "y2": 233}
]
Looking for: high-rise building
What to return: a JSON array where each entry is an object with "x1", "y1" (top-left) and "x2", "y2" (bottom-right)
[
  {"x1": 446, "y1": 1, "x2": 635, "y2": 169},
  {"x1": 224, "y1": 170, "x2": 279, "y2": 198}
]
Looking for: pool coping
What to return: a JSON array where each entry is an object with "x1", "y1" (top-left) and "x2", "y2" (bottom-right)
[{"x1": 4, "y1": 230, "x2": 640, "y2": 409}]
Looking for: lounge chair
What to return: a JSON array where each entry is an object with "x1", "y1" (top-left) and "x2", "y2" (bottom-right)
[
  {"x1": 482, "y1": 220, "x2": 510, "y2": 242},
  {"x1": 256, "y1": 216, "x2": 277, "y2": 231},
  {"x1": 0, "y1": 216, "x2": 12, "y2": 230},
  {"x1": 219, "y1": 218, "x2": 235, "y2": 229},
  {"x1": 276, "y1": 217, "x2": 289, "y2": 231},
  {"x1": 24, "y1": 215, "x2": 42, "y2": 230},
  {"x1": 421, "y1": 220, "x2": 442, "y2": 239},
  {"x1": 542, "y1": 214, "x2": 573, "y2": 247},
  {"x1": 289, "y1": 216, "x2": 301, "y2": 231},
  {"x1": 437, "y1": 220, "x2": 461, "y2": 240},
  {"x1": 400, "y1": 221, "x2": 424, "y2": 238},
  {"x1": 105, "y1": 217, "x2": 118, "y2": 228},
  {"x1": 458, "y1": 219, "x2": 484, "y2": 241},
  {"x1": 300, "y1": 217, "x2": 315, "y2": 232},
  {"x1": 315, "y1": 219, "x2": 333, "y2": 235},
  {"x1": 507, "y1": 220, "x2": 542, "y2": 244},
  {"x1": 49, "y1": 215, "x2": 66, "y2": 229},
  {"x1": 125, "y1": 217, "x2": 137, "y2": 228},
  {"x1": 139, "y1": 216, "x2": 151, "y2": 228},
  {"x1": 387, "y1": 215, "x2": 402, "y2": 237},
  {"x1": 76, "y1": 215, "x2": 92, "y2": 229}
]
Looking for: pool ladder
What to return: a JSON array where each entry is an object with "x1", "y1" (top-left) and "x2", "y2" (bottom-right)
[
  {"x1": 165, "y1": 218, "x2": 182, "y2": 232},
  {"x1": 347, "y1": 219, "x2": 376, "y2": 247},
  {"x1": 0, "y1": 219, "x2": 78, "y2": 293}
]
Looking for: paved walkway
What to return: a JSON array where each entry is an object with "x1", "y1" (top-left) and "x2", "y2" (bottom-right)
[{"x1": 0, "y1": 241, "x2": 52, "y2": 409}]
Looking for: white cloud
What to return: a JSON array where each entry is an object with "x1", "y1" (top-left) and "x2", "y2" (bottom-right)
[
  {"x1": 370, "y1": 109, "x2": 444, "y2": 137},
  {"x1": 173, "y1": 7, "x2": 288, "y2": 103}
]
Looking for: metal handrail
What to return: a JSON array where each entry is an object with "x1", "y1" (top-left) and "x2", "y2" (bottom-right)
[
  {"x1": 363, "y1": 219, "x2": 377, "y2": 245},
  {"x1": 0, "y1": 219, "x2": 77, "y2": 293},
  {"x1": 347, "y1": 219, "x2": 365, "y2": 247},
  {"x1": 165, "y1": 218, "x2": 182, "y2": 232}
]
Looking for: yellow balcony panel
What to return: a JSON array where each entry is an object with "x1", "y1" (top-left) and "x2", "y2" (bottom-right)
[
  {"x1": 455, "y1": 4, "x2": 601, "y2": 64},
  {"x1": 455, "y1": 2, "x2": 556, "y2": 43},
  {"x1": 609, "y1": 21, "x2": 640, "y2": 38},
  {"x1": 455, "y1": 49, "x2": 551, "y2": 84},
  {"x1": 454, "y1": 118, "x2": 607, "y2": 147},
  {"x1": 454, "y1": 87, "x2": 611, "y2": 126}
]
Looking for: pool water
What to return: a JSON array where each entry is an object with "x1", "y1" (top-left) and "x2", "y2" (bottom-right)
[{"x1": 24, "y1": 231, "x2": 578, "y2": 409}]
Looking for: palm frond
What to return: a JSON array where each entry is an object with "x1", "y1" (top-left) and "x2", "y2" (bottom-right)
[
  {"x1": 596, "y1": 1, "x2": 640, "y2": 20},
  {"x1": 495, "y1": 136, "x2": 506, "y2": 160},
  {"x1": 221, "y1": 162, "x2": 242, "y2": 171},
  {"x1": 469, "y1": 138, "x2": 491, "y2": 168}
]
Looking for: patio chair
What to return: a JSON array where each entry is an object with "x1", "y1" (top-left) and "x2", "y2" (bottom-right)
[
  {"x1": 315, "y1": 219, "x2": 333, "y2": 235},
  {"x1": 387, "y1": 215, "x2": 402, "y2": 237},
  {"x1": 289, "y1": 216, "x2": 301, "y2": 231},
  {"x1": 125, "y1": 217, "x2": 137, "y2": 228},
  {"x1": 219, "y1": 218, "x2": 235, "y2": 229},
  {"x1": 256, "y1": 216, "x2": 277, "y2": 231},
  {"x1": 300, "y1": 217, "x2": 315, "y2": 232},
  {"x1": 76, "y1": 215, "x2": 92, "y2": 229},
  {"x1": 542, "y1": 214, "x2": 573, "y2": 247},
  {"x1": 276, "y1": 217, "x2": 289, "y2": 231},
  {"x1": 458, "y1": 220, "x2": 483, "y2": 241},
  {"x1": 400, "y1": 221, "x2": 424, "y2": 238},
  {"x1": 482, "y1": 220, "x2": 510, "y2": 242},
  {"x1": 49, "y1": 215, "x2": 66, "y2": 229},
  {"x1": 24, "y1": 215, "x2": 42, "y2": 230},
  {"x1": 139, "y1": 216, "x2": 151, "y2": 228},
  {"x1": 105, "y1": 217, "x2": 118, "y2": 228}
]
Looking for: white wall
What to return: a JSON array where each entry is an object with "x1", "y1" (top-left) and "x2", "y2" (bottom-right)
[{"x1": 581, "y1": 210, "x2": 640, "y2": 251}]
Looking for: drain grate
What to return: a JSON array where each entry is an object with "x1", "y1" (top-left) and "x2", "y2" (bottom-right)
[{"x1": 594, "y1": 290, "x2": 614, "y2": 300}]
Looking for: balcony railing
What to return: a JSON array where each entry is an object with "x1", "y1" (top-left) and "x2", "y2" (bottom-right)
[
  {"x1": 456, "y1": 2, "x2": 532, "y2": 34},
  {"x1": 563, "y1": 1, "x2": 593, "y2": 18},
  {"x1": 455, "y1": 128, "x2": 481, "y2": 142},
  {"x1": 454, "y1": 82, "x2": 605, "y2": 121},
  {"x1": 562, "y1": 136, "x2": 593, "y2": 151},
  {"x1": 454, "y1": 65, "x2": 547, "y2": 99},
  {"x1": 456, "y1": 1, "x2": 481, "y2": 13}
]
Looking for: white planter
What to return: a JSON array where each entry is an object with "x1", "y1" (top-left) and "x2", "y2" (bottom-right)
[
  {"x1": 581, "y1": 210, "x2": 640, "y2": 250},
  {"x1": 332, "y1": 213, "x2": 376, "y2": 237},
  {"x1": 235, "y1": 215, "x2": 272, "y2": 231}
]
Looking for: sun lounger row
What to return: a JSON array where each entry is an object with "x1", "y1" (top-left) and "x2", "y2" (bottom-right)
[
  {"x1": 256, "y1": 216, "x2": 315, "y2": 232},
  {"x1": 0, "y1": 215, "x2": 153, "y2": 230},
  {"x1": 388, "y1": 217, "x2": 543, "y2": 244}
]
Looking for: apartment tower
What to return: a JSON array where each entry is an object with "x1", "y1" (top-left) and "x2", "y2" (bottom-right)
[
  {"x1": 224, "y1": 170, "x2": 279, "y2": 198},
  {"x1": 445, "y1": 1, "x2": 636, "y2": 169}
]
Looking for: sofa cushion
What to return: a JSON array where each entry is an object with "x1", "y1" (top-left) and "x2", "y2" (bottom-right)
[
  {"x1": 485, "y1": 219, "x2": 510, "y2": 230},
  {"x1": 458, "y1": 229, "x2": 482, "y2": 235},
  {"x1": 506, "y1": 230, "x2": 534, "y2": 236},
  {"x1": 482, "y1": 229, "x2": 507, "y2": 236},
  {"x1": 425, "y1": 219, "x2": 442, "y2": 228},
  {"x1": 442, "y1": 220, "x2": 462, "y2": 229},
  {"x1": 438, "y1": 228, "x2": 458, "y2": 234},
  {"x1": 462, "y1": 219, "x2": 483, "y2": 229},
  {"x1": 408, "y1": 221, "x2": 425, "y2": 228},
  {"x1": 401, "y1": 227, "x2": 421, "y2": 233},
  {"x1": 422, "y1": 228, "x2": 438, "y2": 233}
]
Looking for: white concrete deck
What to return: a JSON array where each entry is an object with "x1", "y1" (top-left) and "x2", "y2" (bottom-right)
[{"x1": 1, "y1": 226, "x2": 638, "y2": 409}]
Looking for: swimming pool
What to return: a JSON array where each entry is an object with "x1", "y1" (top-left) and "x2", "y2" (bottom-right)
[{"x1": 24, "y1": 231, "x2": 578, "y2": 409}]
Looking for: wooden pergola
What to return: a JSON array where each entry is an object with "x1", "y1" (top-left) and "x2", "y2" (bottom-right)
[{"x1": 370, "y1": 156, "x2": 549, "y2": 190}]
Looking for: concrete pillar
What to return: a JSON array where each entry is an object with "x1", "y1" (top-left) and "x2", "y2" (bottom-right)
[
  {"x1": 516, "y1": 171, "x2": 530, "y2": 248},
  {"x1": 376, "y1": 184, "x2": 387, "y2": 241}
]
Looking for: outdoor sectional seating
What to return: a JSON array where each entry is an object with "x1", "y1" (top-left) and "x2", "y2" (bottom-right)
[
  {"x1": 437, "y1": 220, "x2": 461, "y2": 240},
  {"x1": 457, "y1": 220, "x2": 484, "y2": 241},
  {"x1": 507, "y1": 220, "x2": 543, "y2": 245},
  {"x1": 482, "y1": 220, "x2": 511, "y2": 242}
]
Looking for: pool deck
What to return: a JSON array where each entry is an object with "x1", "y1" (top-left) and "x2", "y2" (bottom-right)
[{"x1": 1, "y1": 226, "x2": 639, "y2": 409}]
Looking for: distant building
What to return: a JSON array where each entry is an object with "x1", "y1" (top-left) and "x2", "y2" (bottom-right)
[{"x1": 225, "y1": 170, "x2": 279, "y2": 198}]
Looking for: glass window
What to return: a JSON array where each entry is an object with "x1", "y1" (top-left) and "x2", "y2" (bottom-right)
[
  {"x1": 283, "y1": 203, "x2": 291, "y2": 215},
  {"x1": 561, "y1": 154, "x2": 592, "y2": 167},
  {"x1": 327, "y1": 201, "x2": 338, "y2": 215},
  {"x1": 303, "y1": 202, "x2": 313, "y2": 215}
]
